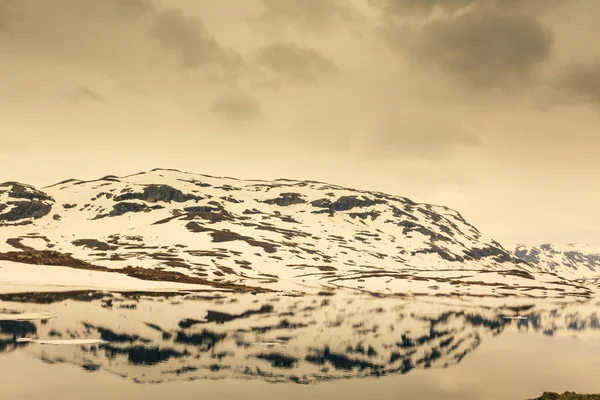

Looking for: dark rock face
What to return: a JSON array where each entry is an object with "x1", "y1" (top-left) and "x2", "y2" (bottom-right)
[
  {"x1": 113, "y1": 185, "x2": 202, "y2": 203},
  {"x1": 463, "y1": 246, "x2": 514, "y2": 264},
  {"x1": 311, "y1": 198, "x2": 331, "y2": 208},
  {"x1": 0, "y1": 183, "x2": 54, "y2": 223},
  {"x1": 311, "y1": 195, "x2": 386, "y2": 214},
  {"x1": 392, "y1": 220, "x2": 451, "y2": 242},
  {"x1": 0, "y1": 201, "x2": 52, "y2": 222},
  {"x1": 349, "y1": 211, "x2": 381, "y2": 221},
  {"x1": 183, "y1": 206, "x2": 219, "y2": 213},
  {"x1": 262, "y1": 193, "x2": 306, "y2": 206},
  {"x1": 331, "y1": 196, "x2": 381, "y2": 211},
  {"x1": 94, "y1": 202, "x2": 164, "y2": 219},
  {"x1": 111, "y1": 202, "x2": 149, "y2": 216},
  {"x1": 515, "y1": 247, "x2": 540, "y2": 264},
  {"x1": 2, "y1": 182, "x2": 54, "y2": 202}
]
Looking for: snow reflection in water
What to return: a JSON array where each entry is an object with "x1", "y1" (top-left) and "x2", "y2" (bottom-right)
[{"x1": 1, "y1": 291, "x2": 600, "y2": 384}]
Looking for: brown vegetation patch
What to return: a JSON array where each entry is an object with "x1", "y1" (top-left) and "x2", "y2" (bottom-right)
[
  {"x1": 5, "y1": 238, "x2": 34, "y2": 251},
  {"x1": 0, "y1": 250, "x2": 273, "y2": 293}
]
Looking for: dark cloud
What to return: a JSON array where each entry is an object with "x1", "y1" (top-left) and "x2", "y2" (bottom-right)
[
  {"x1": 65, "y1": 87, "x2": 104, "y2": 102},
  {"x1": 555, "y1": 58, "x2": 600, "y2": 105},
  {"x1": 106, "y1": 0, "x2": 156, "y2": 18},
  {"x1": 255, "y1": 0, "x2": 360, "y2": 31},
  {"x1": 256, "y1": 43, "x2": 339, "y2": 85},
  {"x1": 368, "y1": 0, "x2": 475, "y2": 17},
  {"x1": 369, "y1": 0, "x2": 579, "y2": 17},
  {"x1": 210, "y1": 94, "x2": 263, "y2": 123},
  {"x1": 380, "y1": 7, "x2": 553, "y2": 90},
  {"x1": 150, "y1": 8, "x2": 243, "y2": 74},
  {"x1": 0, "y1": 0, "x2": 244, "y2": 84}
]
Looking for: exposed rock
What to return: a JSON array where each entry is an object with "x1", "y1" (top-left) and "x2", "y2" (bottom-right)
[
  {"x1": 349, "y1": 211, "x2": 381, "y2": 221},
  {"x1": 110, "y1": 202, "x2": 149, "y2": 216},
  {"x1": 0, "y1": 201, "x2": 52, "y2": 222},
  {"x1": 262, "y1": 193, "x2": 306, "y2": 206},
  {"x1": 114, "y1": 185, "x2": 202, "y2": 203},
  {"x1": 93, "y1": 202, "x2": 165, "y2": 219},
  {"x1": 463, "y1": 246, "x2": 515, "y2": 264},
  {"x1": 220, "y1": 196, "x2": 243, "y2": 204},
  {"x1": 311, "y1": 195, "x2": 386, "y2": 214},
  {"x1": 310, "y1": 198, "x2": 331, "y2": 208},
  {"x1": 1, "y1": 182, "x2": 53, "y2": 202}
]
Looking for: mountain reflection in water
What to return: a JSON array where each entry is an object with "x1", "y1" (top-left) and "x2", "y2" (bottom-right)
[{"x1": 1, "y1": 292, "x2": 599, "y2": 385}]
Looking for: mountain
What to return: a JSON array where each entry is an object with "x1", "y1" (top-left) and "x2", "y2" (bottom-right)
[
  {"x1": 0, "y1": 169, "x2": 593, "y2": 298},
  {"x1": 514, "y1": 244, "x2": 600, "y2": 278}
]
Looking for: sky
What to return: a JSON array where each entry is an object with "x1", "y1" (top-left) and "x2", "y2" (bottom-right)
[{"x1": 0, "y1": 0, "x2": 599, "y2": 246}]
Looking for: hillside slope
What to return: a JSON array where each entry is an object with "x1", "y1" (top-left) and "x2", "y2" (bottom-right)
[
  {"x1": 515, "y1": 244, "x2": 600, "y2": 278},
  {"x1": 0, "y1": 169, "x2": 590, "y2": 297}
]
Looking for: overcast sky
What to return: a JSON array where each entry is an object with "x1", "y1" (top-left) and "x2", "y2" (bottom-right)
[{"x1": 1, "y1": 0, "x2": 599, "y2": 246}]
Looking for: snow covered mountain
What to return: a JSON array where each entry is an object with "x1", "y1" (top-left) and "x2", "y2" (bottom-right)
[
  {"x1": 0, "y1": 169, "x2": 593, "y2": 298},
  {"x1": 514, "y1": 243, "x2": 600, "y2": 278}
]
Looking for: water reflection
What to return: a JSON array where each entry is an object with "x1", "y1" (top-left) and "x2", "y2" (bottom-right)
[{"x1": 1, "y1": 292, "x2": 599, "y2": 384}]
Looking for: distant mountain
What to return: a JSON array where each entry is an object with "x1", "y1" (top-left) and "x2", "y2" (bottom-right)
[
  {"x1": 514, "y1": 243, "x2": 600, "y2": 278},
  {"x1": 0, "y1": 169, "x2": 592, "y2": 298}
]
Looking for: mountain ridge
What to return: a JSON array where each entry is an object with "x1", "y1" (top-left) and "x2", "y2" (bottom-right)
[
  {"x1": 514, "y1": 243, "x2": 600, "y2": 278},
  {"x1": 0, "y1": 169, "x2": 594, "y2": 298}
]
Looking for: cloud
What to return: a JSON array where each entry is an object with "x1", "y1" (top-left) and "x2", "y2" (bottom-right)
[
  {"x1": 554, "y1": 58, "x2": 600, "y2": 105},
  {"x1": 106, "y1": 0, "x2": 156, "y2": 18},
  {"x1": 254, "y1": 0, "x2": 360, "y2": 31},
  {"x1": 368, "y1": 0, "x2": 475, "y2": 17},
  {"x1": 150, "y1": 8, "x2": 244, "y2": 75},
  {"x1": 65, "y1": 87, "x2": 104, "y2": 102},
  {"x1": 210, "y1": 94, "x2": 263, "y2": 123},
  {"x1": 380, "y1": 7, "x2": 553, "y2": 90},
  {"x1": 255, "y1": 43, "x2": 340, "y2": 85},
  {"x1": 0, "y1": 0, "x2": 244, "y2": 84},
  {"x1": 369, "y1": 0, "x2": 580, "y2": 17}
]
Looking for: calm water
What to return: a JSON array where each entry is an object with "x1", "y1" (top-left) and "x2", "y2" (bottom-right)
[{"x1": 2, "y1": 291, "x2": 600, "y2": 399}]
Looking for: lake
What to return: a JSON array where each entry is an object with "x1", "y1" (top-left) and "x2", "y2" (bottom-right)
[{"x1": 2, "y1": 290, "x2": 600, "y2": 400}]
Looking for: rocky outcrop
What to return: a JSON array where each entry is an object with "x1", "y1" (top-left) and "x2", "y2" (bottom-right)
[
  {"x1": 262, "y1": 193, "x2": 306, "y2": 207},
  {"x1": 114, "y1": 185, "x2": 202, "y2": 203},
  {"x1": 2, "y1": 182, "x2": 54, "y2": 202},
  {"x1": 0, "y1": 201, "x2": 52, "y2": 222},
  {"x1": 93, "y1": 202, "x2": 164, "y2": 219},
  {"x1": 0, "y1": 183, "x2": 54, "y2": 223}
]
